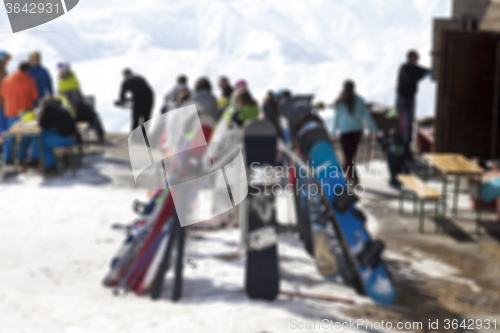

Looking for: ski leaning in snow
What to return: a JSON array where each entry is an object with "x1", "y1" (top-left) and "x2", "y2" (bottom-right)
[
  {"x1": 104, "y1": 108, "x2": 215, "y2": 299},
  {"x1": 102, "y1": 189, "x2": 170, "y2": 289},
  {"x1": 288, "y1": 118, "x2": 396, "y2": 305},
  {"x1": 150, "y1": 112, "x2": 215, "y2": 301},
  {"x1": 243, "y1": 120, "x2": 280, "y2": 301},
  {"x1": 272, "y1": 109, "x2": 314, "y2": 257}
]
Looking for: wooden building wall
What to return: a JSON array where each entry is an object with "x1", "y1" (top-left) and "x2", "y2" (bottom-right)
[{"x1": 452, "y1": 0, "x2": 500, "y2": 32}]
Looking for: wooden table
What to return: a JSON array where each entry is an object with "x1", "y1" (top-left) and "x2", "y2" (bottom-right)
[
  {"x1": 423, "y1": 153, "x2": 484, "y2": 234},
  {"x1": 6, "y1": 121, "x2": 44, "y2": 172}
]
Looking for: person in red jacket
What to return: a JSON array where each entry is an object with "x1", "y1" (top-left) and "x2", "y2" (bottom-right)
[{"x1": 1, "y1": 61, "x2": 38, "y2": 163}]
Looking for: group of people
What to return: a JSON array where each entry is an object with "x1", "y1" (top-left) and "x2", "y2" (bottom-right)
[
  {"x1": 0, "y1": 48, "x2": 429, "y2": 180},
  {"x1": 0, "y1": 51, "x2": 105, "y2": 174},
  {"x1": 116, "y1": 72, "x2": 259, "y2": 132},
  {"x1": 115, "y1": 49, "x2": 430, "y2": 189}
]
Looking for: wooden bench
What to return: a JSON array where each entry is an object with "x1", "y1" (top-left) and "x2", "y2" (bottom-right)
[
  {"x1": 53, "y1": 146, "x2": 77, "y2": 178},
  {"x1": 397, "y1": 174, "x2": 442, "y2": 233}
]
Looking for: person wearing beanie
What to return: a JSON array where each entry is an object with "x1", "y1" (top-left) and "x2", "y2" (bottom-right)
[
  {"x1": 28, "y1": 51, "x2": 53, "y2": 103},
  {"x1": 230, "y1": 79, "x2": 249, "y2": 106},
  {"x1": 234, "y1": 79, "x2": 247, "y2": 89}
]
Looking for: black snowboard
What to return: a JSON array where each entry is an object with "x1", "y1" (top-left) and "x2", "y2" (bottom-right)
[{"x1": 244, "y1": 120, "x2": 280, "y2": 301}]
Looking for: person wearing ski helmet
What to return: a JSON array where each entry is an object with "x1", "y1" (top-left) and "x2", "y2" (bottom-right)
[{"x1": 28, "y1": 51, "x2": 53, "y2": 103}]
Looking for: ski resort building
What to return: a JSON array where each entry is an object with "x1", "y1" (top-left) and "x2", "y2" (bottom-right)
[{"x1": 430, "y1": 0, "x2": 500, "y2": 159}]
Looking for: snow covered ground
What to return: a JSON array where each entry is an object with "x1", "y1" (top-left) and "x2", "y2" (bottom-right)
[
  {"x1": 0, "y1": 155, "x2": 487, "y2": 333},
  {"x1": 0, "y1": 167, "x2": 367, "y2": 333},
  {"x1": 0, "y1": 0, "x2": 450, "y2": 132}
]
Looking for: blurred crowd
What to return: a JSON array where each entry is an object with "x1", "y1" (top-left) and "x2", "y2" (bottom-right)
[
  {"x1": 0, "y1": 51, "x2": 105, "y2": 174},
  {"x1": 0, "y1": 49, "x2": 430, "y2": 183}
]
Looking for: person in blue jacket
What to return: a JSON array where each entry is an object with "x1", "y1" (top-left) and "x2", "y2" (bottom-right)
[
  {"x1": 332, "y1": 80, "x2": 378, "y2": 182},
  {"x1": 28, "y1": 51, "x2": 53, "y2": 103}
]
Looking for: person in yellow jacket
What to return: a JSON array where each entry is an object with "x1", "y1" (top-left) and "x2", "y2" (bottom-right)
[
  {"x1": 58, "y1": 63, "x2": 84, "y2": 110},
  {"x1": 57, "y1": 62, "x2": 105, "y2": 142}
]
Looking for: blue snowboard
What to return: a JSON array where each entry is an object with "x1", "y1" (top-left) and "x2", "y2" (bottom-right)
[{"x1": 309, "y1": 141, "x2": 396, "y2": 305}]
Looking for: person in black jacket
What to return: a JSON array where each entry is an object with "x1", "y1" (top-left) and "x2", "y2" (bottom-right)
[
  {"x1": 218, "y1": 76, "x2": 233, "y2": 99},
  {"x1": 378, "y1": 128, "x2": 409, "y2": 189},
  {"x1": 396, "y1": 50, "x2": 431, "y2": 145},
  {"x1": 27, "y1": 96, "x2": 81, "y2": 173},
  {"x1": 116, "y1": 68, "x2": 154, "y2": 131}
]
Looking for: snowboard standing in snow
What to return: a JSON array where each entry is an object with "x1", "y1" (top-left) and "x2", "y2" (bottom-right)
[
  {"x1": 295, "y1": 118, "x2": 396, "y2": 305},
  {"x1": 244, "y1": 120, "x2": 280, "y2": 301},
  {"x1": 278, "y1": 108, "x2": 338, "y2": 277},
  {"x1": 292, "y1": 113, "x2": 340, "y2": 278}
]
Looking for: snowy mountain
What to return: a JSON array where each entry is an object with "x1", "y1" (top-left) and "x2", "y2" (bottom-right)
[{"x1": 0, "y1": 0, "x2": 450, "y2": 132}]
